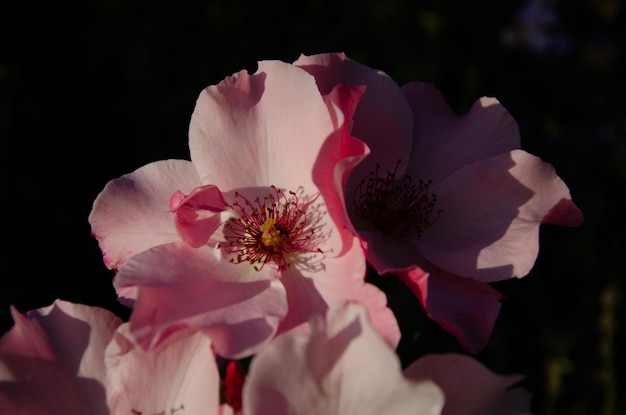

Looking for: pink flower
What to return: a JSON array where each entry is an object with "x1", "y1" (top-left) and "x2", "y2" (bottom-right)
[
  {"x1": 0, "y1": 299, "x2": 231, "y2": 415},
  {"x1": 294, "y1": 52, "x2": 584, "y2": 352},
  {"x1": 242, "y1": 302, "x2": 532, "y2": 415},
  {"x1": 88, "y1": 59, "x2": 400, "y2": 358}
]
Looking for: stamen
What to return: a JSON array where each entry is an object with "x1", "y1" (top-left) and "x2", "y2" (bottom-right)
[
  {"x1": 220, "y1": 186, "x2": 320, "y2": 271},
  {"x1": 353, "y1": 159, "x2": 442, "y2": 240}
]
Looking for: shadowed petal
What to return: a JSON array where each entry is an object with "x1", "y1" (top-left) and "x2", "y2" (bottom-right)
[
  {"x1": 419, "y1": 150, "x2": 584, "y2": 282},
  {"x1": 404, "y1": 353, "x2": 532, "y2": 415},
  {"x1": 397, "y1": 266, "x2": 503, "y2": 353},
  {"x1": 402, "y1": 81, "x2": 521, "y2": 183}
]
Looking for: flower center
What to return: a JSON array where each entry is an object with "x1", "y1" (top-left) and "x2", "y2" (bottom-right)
[
  {"x1": 220, "y1": 186, "x2": 321, "y2": 271},
  {"x1": 353, "y1": 160, "x2": 442, "y2": 240}
]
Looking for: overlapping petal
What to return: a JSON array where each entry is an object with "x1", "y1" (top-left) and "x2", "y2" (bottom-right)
[{"x1": 0, "y1": 300, "x2": 231, "y2": 415}]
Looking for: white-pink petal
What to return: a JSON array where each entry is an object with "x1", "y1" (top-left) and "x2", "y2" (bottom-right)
[
  {"x1": 105, "y1": 324, "x2": 222, "y2": 415},
  {"x1": 189, "y1": 60, "x2": 334, "y2": 194}
]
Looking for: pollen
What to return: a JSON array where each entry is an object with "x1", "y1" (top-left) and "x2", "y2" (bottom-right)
[
  {"x1": 353, "y1": 159, "x2": 442, "y2": 240},
  {"x1": 220, "y1": 186, "x2": 320, "y2": 271}
]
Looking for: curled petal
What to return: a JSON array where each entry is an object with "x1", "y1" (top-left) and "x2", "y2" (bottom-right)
[{"x1": 170, "y1": 184, "x2": 229, "y2": 248}]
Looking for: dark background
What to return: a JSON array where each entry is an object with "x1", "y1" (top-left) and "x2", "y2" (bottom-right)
[{"x1": 1, "y1": 1, "x2": 624, "y2": 414}]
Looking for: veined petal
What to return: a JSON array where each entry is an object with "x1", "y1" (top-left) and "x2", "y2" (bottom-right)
[
  {"x1": 419, "y1": 150, "x2": 583, "y2": 282},
  {"x1": 402, "y1": 81, "x2": 521, "y2": 183},
  {"x1": 89, "y1": 159, "x2": 203, "y2": 270},
  {"x1": 105, "y1": 324, "x2": 222, "y2": 415},
  {"x1": 115, "y1": 242, "x2": 287, "y2": 359}
]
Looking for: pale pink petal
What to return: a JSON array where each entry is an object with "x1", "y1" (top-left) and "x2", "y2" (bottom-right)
[
  {"x1": 419, "y1": 150, "x2": 583, "y2": 282},
  {"x1": 0, "y1": 300, "x2": 122, "y2": 414},
  {"x1": 89, "y1": 159, "x2": 203, "y2": 270},
  {"x1": 277, "y1": 238, "x2": 401, "y2": 348},
  {"x1": 397, "y1": 265, "x2": 503, "y2": 353},
  {"x1": 402, "y1": 81, "x2": 521, "y2": 183},
  {"x1": 404, "y1": 354, "x2": 532, "y2": 415},
  {"x1": 105, "y1": 324, "x2": 222, "y2": 415},
  {"x1": 189, "y1": 60, "x2": 334, "y2": 195},
  {"x1": 243, "y1": 302, "x2": 444, "y2": 415},
  {"x1": 114, "y1": 242, "x2": 288, "y2": 359},
  {"x1": 170, "y1": 184, "x2": 229, "y2": 248},
  {"x1": 295, "y1": 52, "x2": 414, "y2": 184}
]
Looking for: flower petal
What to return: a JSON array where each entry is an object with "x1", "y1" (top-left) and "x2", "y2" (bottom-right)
[
  {"x1": 114, "y1": 242, "x2": 287, "y2": 359},
  {"x1": 277, "y1": 237, "x2": 401, "y2": 348},
  {"x1": 105, "y1": 324, "x2": 222, "y2": 415},
  {"x1": 402, "y1": 81, "x2": 521, "y2": 182},
  {"x1": 404, "y1": 353, "x2": 531, "y2": 415},
  {"x1": 89, "y1": 159, "x2": 203, "y2": 270},
  {"x1": 419, "y1": 150, "x2": 583, "y2": 282},
  {"x1": 397, "y1": 265, "x2": 503, "y2": 353},
  {"x1": 243, "y1": 302, "x2": 444, "y2": 415},
  {"x1": 189, "y1": 60, "x2": 334, "y2": 194}
]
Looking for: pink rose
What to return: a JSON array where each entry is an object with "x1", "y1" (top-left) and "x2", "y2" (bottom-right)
[
  {"x1": 295, "y1": 52, "x2": 584, "y2": 352},
  {"x1": 89, "y1": 59, "x2": 400, "y2": 358}
]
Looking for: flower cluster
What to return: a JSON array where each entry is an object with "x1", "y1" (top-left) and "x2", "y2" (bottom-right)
[{"x1": 0, "y1": 52, "x2": 582, "y2": 414}]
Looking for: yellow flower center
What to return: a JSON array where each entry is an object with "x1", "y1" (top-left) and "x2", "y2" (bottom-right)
[{"x1": 220, "y1": 186, "x2": 322, "y2": 271}]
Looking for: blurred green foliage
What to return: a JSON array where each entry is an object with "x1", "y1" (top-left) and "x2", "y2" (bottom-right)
[{"x1": 1, "y1": 1, "x2": 624, "y2": 414}]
